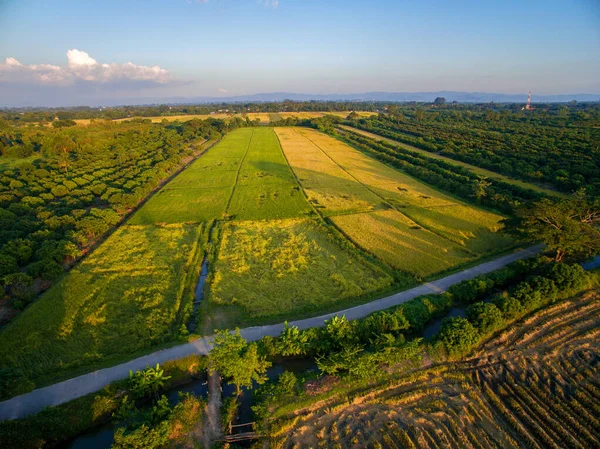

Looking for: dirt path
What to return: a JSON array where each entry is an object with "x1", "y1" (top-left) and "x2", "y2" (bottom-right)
[{"x1": 0, "y1": 245, "x2": 542, "y2": 421}]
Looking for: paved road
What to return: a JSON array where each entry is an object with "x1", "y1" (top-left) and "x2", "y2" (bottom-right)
[{"x1": 0, "y1": 245, "x2": 542, "y2": 421}]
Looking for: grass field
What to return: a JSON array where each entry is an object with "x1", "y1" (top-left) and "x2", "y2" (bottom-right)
[
  {"x1": 199, "y1": 219, "x2": 393, "y2": 330},
  {"x1": 0, "y1": 223, "x2": 206, "y2": 384},
  {"x1": 227, "y1": 127, "x2": 313, "y2": 220},
  {"x1": 276, "y1": 127, "x2": 512, "y2": 277},
  {"x1": 265, "y1": 290, "x2": 600, "y2": 449},
  {"x1": 340, "y1": 125, "x2": 565, "y2": 197},
  {"x1": 130, "y1": 129, "x2": 252, "y2": 224}
]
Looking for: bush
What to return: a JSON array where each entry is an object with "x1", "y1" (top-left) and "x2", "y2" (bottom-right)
[
  {"x1": 491, "y1": 291, "x2": 522, "y2": 320},
  {"x1": 542, "y1": 262, "x2": 588, "y2": 291},
  {"x1": 448, "y1": 277, "x2": 495, "y2": 303},
  {"x1": 438, "y1": 317, "x2": 480, "y2": 357},
  {"x1": 466, "y1": 302, "x2": 504, "y2": 334},
  {"x1": 511, "y1": 282, "x2": 543, "y2": 310}
]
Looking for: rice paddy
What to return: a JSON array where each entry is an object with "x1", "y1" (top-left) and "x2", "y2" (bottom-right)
[
  {"x1": 199, "y1": 219, "x2": 393, "y2": 330},
  {"x1": 0, "y1": 223, "x2": 206, "y2": 384},
  {"x1": 276, "y1": 127, "x2": 513, "y2": 277}
]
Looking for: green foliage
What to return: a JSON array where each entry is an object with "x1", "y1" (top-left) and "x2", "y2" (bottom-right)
[
  {"x1": 449, "y1": 277, "x2": 495, "y2": 303},
  {"x1": 338, "y1": 128, "x2": 545, "y2": 214},
  {"x1": 112, "y1": 421, "x2": 170, "y2": 449},
  {"x1": 209, "y1": 329, "x2": 271, "y2": 395},
  {"x1": 277, "y1": 371, "x2": 298, "y2": 395},
  {"x1": 506, "y1": 191, "x2": 600, "y2": 261},
  {"x1": 128, "y1": 364, "x2": 171, "y2": 400},
  {"x1": 466, "y1": 302, "x2": 504, "y2": 334},
  {"x1": 275, "y1": 322, "x2": 311, "y2": 356},
  {"x1": 438, "y1": 317, "x2": 480, "y2": 357},
  {"x1": 350, "y1": 106, "x2": 600, "y2": 195},
  {"x1": 0, "y1": 118, "x2": 228, "y2": 311}
]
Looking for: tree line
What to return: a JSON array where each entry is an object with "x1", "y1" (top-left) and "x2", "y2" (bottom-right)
[{"x1": 348, "y1": 104, "x2": 600, "y2": 195}]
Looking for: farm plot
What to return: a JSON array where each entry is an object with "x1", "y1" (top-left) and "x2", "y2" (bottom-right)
[
  {"x1": 130, "y1": 129, "x2": 253, "y2": 224},
  {"x1": 227, "y1": 127, "x2": 313, "y2": 220},
  {"x1": 267, "y1": 291, "x2": 600, "y2": 449},
  {"x1": 0, "y1": 223, "x2": 206, "y2": 385},
  {"x1": 332, "y1": 210, "x2": 473, "y2": 277},
  {"x1": 276, "y1": 127, "x2": 512, "y2": 277},
  {"x1": 199, "y1": 219, "x2": 393, "y2": 329}
]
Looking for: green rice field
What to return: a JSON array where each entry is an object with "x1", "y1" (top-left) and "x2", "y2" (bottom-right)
[{"x1": 0, "y1": 223, "x2": 206, "y2": 384}]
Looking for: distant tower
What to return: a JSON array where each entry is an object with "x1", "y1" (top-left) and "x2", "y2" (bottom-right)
[{"x1": 522, "y1": 91, "x2": 534, "y2": 111}]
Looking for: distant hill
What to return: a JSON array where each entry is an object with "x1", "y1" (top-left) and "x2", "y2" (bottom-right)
[
  {"x1": 1, "y1": 91, "x2": 599, "y2": 108},
  {"x1": 116, "y1": 91, "x2": 600, "y2": 107}
]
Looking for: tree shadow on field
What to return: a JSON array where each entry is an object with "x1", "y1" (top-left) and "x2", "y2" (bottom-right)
[{"x1": 0, "y1": 224, "x2": 189, "y2": 388}]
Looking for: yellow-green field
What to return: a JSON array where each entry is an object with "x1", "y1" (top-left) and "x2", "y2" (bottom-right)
[
  {"x1": 199, "y1": 219, "x2": 393, "y2": 330},
  {"x1": 0, "y1": 223, "x2": 205, "y2": 383},
  {"x1": 276, "y1": 127, "x2": 512, "y2": 277},
  {"x1": 0, "y1": 125, "x2": 514, "y2": 390},
  {"x1": 131, "y1": 128, "x2": 312, "y2": 223}
]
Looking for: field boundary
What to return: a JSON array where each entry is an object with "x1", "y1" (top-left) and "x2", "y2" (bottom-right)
[
  {"x1": 0, "y1": 244, "x2": 542, "y2": 421},
  {"x1": 224, "y1": 129, "x2": 255, "y2": 215}
]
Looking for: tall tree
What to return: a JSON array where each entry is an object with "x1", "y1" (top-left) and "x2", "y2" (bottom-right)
[
  {"x1": 504, "y1": 190, "x2": 600, "y2": 261},
  {"x1": 208, "y1": 329, "x2": 270, "y2": 395}
]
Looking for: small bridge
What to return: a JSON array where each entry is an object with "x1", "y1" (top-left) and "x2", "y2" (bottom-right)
[{"x1": 222, "y1": 422, "x2": 261, "y2": 443}]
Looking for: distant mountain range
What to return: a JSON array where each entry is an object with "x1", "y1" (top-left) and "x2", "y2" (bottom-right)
[
  {"x1": 2, "y1": 91, "x2": 599, "y2": 108},
  {"x1": 159, "y1": 91, "x2": 600, "y2": 105}
]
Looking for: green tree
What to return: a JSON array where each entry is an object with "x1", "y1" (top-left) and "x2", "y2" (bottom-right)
[
  {"x1": 466, "y1": 302, "x2": 504, "y2": 334},
  {"x1": 128, "y1": 364, "x2": 171, "y2": 401},
  {"x1": 504, "y1": 191, "x2": 600, "y2": 261},
  {"x1": 438, "y1": 317, "x2": 480, "y2": 357},
  {"x1": 208, "y1": 329, "x2": 270, "y2": 395},
  {"x1": 275, "y1": 322, "x2": 311, "y2": 356},
  {"x1": 472, "y1": 177, "x2": 492, "y2": 203},
  {"x1": 433, "y1": 97, "x2": 446, "y2": 105}
]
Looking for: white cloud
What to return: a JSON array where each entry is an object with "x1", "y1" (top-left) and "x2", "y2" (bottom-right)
[
  {"x1": 217, "y1": 88, "x2": 228, "y2": 93},
  {"x1": 0, "y1": 49, "x2": 173, "y2": 86}
]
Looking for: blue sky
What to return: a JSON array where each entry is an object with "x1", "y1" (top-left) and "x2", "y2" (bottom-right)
[{"x1": 0, "y1": 0, "x2": 599, "y2": 105}]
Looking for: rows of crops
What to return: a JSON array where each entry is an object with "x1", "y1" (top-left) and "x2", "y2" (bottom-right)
[
  {"x1": 198, "y1": 128, "x2": 393, "y2": 330},
  {"x1": 276, "y1": 127, "x2": 512, "y2": 277},
  {"x1": 267, "y1": 291, "x2": 600, "y2": 449}
]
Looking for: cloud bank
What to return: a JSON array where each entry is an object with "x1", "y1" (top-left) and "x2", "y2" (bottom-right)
[{"x1": 0, "y1": 49, "x2": 173, "y2": 87}]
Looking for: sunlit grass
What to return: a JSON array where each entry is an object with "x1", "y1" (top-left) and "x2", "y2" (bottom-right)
[
  {"x1": 227, "y1": 128, "x2": 313, "y2": 220},
  {"x1": 277, "y1": 127, "x2": 513, "y2": 277},
  {"x1": 0, "y1": 224, "x2": 205, "y2": 383},
  {"x1": 332, "y1": 209, "x2": 473, "y2": 277},
  {"x1": 200, "y1": 219, "x2": 393, "y2": 328}
]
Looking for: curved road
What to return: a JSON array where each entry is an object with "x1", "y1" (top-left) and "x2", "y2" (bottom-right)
[{"x1": 0, "y1": 245, "x2": 542, "y2": 421}]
